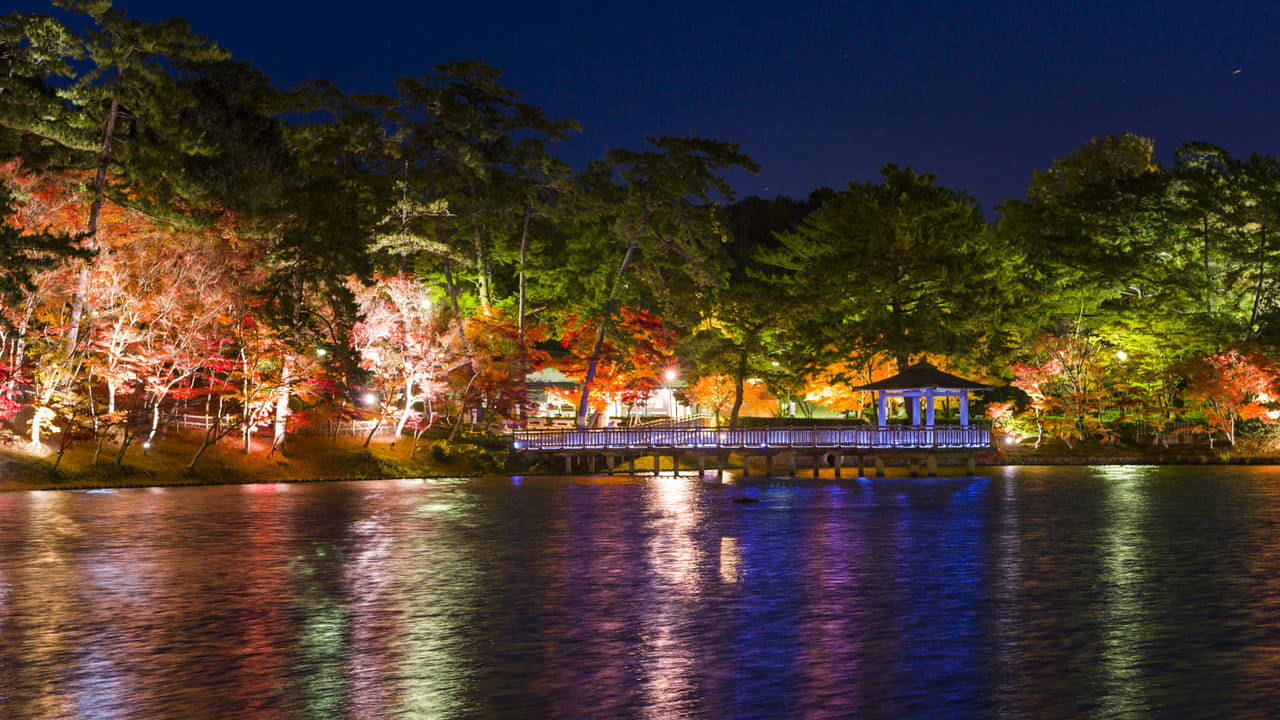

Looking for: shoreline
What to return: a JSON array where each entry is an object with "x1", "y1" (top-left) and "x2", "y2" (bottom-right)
[{"x1": 6, "y1": 451, "x2": 1278, "y2": 493}]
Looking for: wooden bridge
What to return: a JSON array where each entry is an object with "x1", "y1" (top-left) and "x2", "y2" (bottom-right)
[{"x1": 511, "y1": 424, "x2": 993, "y2": 478}]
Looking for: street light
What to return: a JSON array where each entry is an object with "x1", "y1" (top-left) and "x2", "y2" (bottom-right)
[{"x1": 664, "y1": 369, "x2": 678, "y2": 419}]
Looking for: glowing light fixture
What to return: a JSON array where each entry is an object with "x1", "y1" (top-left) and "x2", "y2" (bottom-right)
[{"x1": 363, "y1": 392, "x2": 378, "y2": 406}]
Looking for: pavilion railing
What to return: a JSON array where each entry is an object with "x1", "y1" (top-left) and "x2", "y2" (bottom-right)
[{"x1": 511, "y1": 424, "x2": 992, "y2": 452}]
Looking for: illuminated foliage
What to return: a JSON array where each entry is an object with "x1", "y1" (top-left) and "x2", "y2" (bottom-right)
[
  {"x1": 556, "y1": 307, "x2": 676, "y2": 419},
  {"x1": 1178, "y1": 349, "x2": 1279, "y2": 447},
  {"x1": 462, "y1": 309, "x2": 548, "y2": 429},
  {"x1": 684, "y1": 374, "x2": 735, "y2": 424},
  {"x1": 352, "y1": 274, "x2": 462, "y2": 442},
  {"x1": 801, "y1": 356, "x2": 898, "y2": 417},
  {"x1": 1010, "y1": 334, "x2": 1112, "y2": 449}
]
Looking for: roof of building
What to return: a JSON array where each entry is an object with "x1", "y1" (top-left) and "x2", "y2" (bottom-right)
[{"x1": 851, "y1": 360, "x2": 994, "y2": 392}]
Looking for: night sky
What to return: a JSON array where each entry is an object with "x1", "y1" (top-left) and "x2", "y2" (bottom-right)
[{"x1": 14, "y1": 0, "x2": 1279, "y2": 213}]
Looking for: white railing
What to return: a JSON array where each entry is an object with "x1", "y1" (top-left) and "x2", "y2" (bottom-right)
[
  {"x1": 634, "y1": 411, "x2": 716, "y2": 428},
  {"x1": 328, "y1": 419, "x2": 399, "y2": 438},
  {"x1": 167, "y1": 413, "x2": 397, "y2": 438},
  {"x1": 511, "y1": 424, "x2": 992, "y2": 451},
  {"x1": 170, "y1": 413, "x2": 235, "y2": 430}
]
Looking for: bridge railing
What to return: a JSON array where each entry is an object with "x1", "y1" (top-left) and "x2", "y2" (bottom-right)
[{"x1": 511, "y1": 424, "x2": 991, "y2": 451}]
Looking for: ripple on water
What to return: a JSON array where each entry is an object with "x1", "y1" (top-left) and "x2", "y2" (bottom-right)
[{"x1": 2, "y1": 469, "x2": 1280, "y2": 718}]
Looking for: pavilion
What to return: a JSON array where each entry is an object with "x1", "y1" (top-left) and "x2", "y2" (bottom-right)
[{"x1": 852, "y1": 360, "x2": 994, "y2": 426}]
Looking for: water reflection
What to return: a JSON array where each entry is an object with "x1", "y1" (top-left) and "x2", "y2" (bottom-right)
[{"x1": 3, "y1": 469, "x2": 1280, "y2": 718}]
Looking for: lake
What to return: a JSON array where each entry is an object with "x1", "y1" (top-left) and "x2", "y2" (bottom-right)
[{"x1": 2, "y1": 466, "x2": 1280, "y2": 719}]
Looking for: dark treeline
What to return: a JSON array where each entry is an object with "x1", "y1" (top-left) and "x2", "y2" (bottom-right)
[{"x1": 2, "y1": 1, "x2": 1279, "y2": 468}]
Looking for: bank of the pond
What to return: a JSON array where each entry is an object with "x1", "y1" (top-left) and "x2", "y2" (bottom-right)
[
  {"x1": 5, "y1": 433, "x2": 1280, "y2": 491},
  {"x1": 0, "y1": 433, "x2": 508, "y2": 492}
]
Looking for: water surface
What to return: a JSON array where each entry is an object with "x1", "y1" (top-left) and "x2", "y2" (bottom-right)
[{"x1": 2, "y1": 466, "x2": 1280, "y2": 719}]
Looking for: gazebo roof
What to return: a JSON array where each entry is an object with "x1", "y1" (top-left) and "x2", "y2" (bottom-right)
[{"x1": 852, "y1": 360, "x2": 994, "y2": 392}]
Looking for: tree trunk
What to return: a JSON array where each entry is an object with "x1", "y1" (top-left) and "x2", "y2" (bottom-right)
[
  {"x1": 448, "y1": 373, "x2": 479, "y2": 442},
  {"x1": 518, "y1": 202, "x2": 531, "y2": 345},
  {"x1": 242, "y1": 374, "x2": 253, "y2": 454},
  {"x1": 113, "y1": 424, "x2": 133, "y2": 469},
  {"x1": 149, "y1": 402, "x2": 161, "y2": 443},
  {"x1": 1249, "y1": 225, "x2": 1268, "y2": 338},
  {"x1": 576, "y1": 210, "x2": 653, "y2": 428},
  {"x1": 1204, "y1": 216, "x2": 1213, "y2": 315},
  {"x1": 729, "y1": 347, "x2": 749, "y2": 430},
  {"x1": 363, "y1": 414, "x2": 384, "y2": 447},
  {"x1": 331, "y1": 398, "x2": 346, "y2": 442},
  {"x1": 186, "y1": 396, "x2": 238, "y2": 475},
  {"x1": 468, "y1": 181, "x2": 492, "y2": 312},
  {"x1": 68, "y1": 87, "x2": 123, "y2": 352},
  {"x1": 273, "y1": 359, "x2": 292, "y2": 451},
  {"x1": 393, "y1": 377, "x2": 414, "y2": 440},
  {"x1": 419, "y1": 102, "x2": 473, "y2": 371}
]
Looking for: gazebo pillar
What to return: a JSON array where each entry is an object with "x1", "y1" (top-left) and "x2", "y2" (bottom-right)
[
  {"x1": 877, "y1": 392, "x2": 887, "y2": 426},
  {"x1": 960, "y1": 393, "x2": 970, "y2": 425},
  {"x1": 910, "y1": 392, "x2": 921, "y2": 425},
  {"x1": 925, "y1": 388, "x2": 936, "y2": 426}
]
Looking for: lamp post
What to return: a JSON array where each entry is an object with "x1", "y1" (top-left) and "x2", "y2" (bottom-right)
[{"x1": 665, "y1": 369, "x2": 678, "y2": 419}]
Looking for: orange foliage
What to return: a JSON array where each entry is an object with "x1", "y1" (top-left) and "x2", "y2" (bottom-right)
[
  {"x1": 464, "y1": 310, "x2": 549, "y2": 422},
  {"x1": 554, "y1": 307, "x2": 676, "y2": 409},
  {"x1": 685, "y1": 374, "x2": 736, "y2": 417},
  {"x1": 1180, "y1": 349, "x2": 1279, "y2": 445},
  {"x1": 801, "y1": 356, "x2": 898, "y2": 414}
]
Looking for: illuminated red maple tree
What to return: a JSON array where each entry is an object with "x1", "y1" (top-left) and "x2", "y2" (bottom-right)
[{"x1": 1179, "y1": 349, "x2": 1279, "y2": 447}]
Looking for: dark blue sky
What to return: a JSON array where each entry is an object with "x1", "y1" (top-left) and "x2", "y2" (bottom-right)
[{"x1": 16, "y1": 0, "x2": 1280, "y2": 213}]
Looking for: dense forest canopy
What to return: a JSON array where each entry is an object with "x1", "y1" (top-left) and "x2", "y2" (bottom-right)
[{"x1": 3, "y1": 1, "x2": 1280, "y2": 467}]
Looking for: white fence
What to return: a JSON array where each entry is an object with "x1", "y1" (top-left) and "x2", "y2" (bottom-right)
[{"x1": 166, "y1": 413, "x2": 397, "y2": 438}]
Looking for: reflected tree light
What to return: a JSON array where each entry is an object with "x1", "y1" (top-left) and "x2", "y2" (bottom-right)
[{"x1": 719, "y1": 536, "x2": 741, "y2": 583}]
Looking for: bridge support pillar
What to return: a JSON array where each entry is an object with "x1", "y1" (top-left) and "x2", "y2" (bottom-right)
[
  {"x1": 789, "y1": 454, "x2": 797, "y2": 478},
  {"x1": 966, "y1": 452, "x2": 976, "y2": 475},
  {"x1": 927, "y1": 453, "x2": 937, "y2": 477},
  {"x1": 834, "y1": 454, "x2": 843, "y2": 479},
  {"x1": 606, "y1": 455, "x2": 615, "y2": 475},
  {"x1": 698, "y1": 455, "x2": 706, "y2": 477},
  {"x1": 564, "y1": 455, "x2": 573, "y2": 475},
  {"x1": 765, "y1": 455, "x2": 773, "y2": 477},
  {"x1": 671, "y1": 454, "x2": 679, "y2": 476},
  {"x1": 652, "y1": 454, "x2": 661, "y2": 475},
  {"x1": 813, "y1": 455, "x2": 820, "y2": 478},
  {"x1": 742, "y1": 454, "x2": 750, "y2": 477},
  {"x1": 629, "y1": 455, "x2": 636, "y2": 474},
  {"x1": 716, "y1": 455, "x2": 725, "y2": 483},
  {"x1": 909, "y1": 458, "x2": 920, "y2": 477},
  {"x1": 589, "y1": 455, "x2": 596, "y2": 474},
  {"x1": 875, "y1": 456, "x2": 885, "y2": 478},
  {"x1": 857, "y1": 454, "x2": 865, "y2": 477}
]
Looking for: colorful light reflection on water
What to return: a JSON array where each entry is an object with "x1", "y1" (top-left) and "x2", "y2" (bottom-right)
[{"x1": 2, "y1": 466, "x2": 1280, "y2": 718}]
